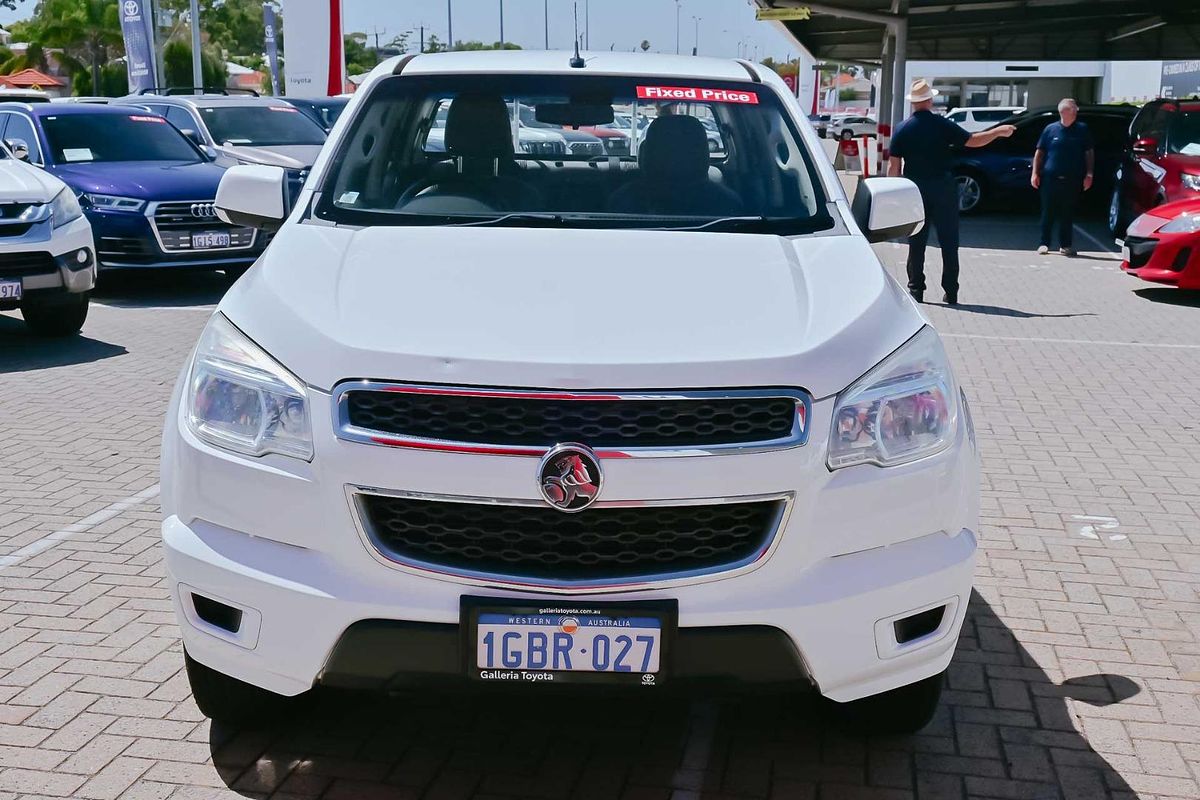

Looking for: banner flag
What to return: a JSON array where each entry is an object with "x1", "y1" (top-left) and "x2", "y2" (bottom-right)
[{"x1": 119, "y1": 0, "x2": 159, "y2": 93}]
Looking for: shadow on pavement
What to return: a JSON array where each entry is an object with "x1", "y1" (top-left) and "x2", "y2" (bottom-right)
[
  {"x1": 206, "y1": 590, "x2": 1137, "y2": 798},
  {"x1": 0, "y1": 315, "x2": 127, "y2": 373},
  {"x1": 93, "y1": 269, "x2": 231, "y2": 308},
  {"x1": 1134, "y1": 287, "x2": 1200, "y2": 307},
  {"x1": 939, "y1": 302, "x2": 1096, "y2": 319}
]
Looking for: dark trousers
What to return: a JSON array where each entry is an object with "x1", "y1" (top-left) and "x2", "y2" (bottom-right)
[
  {"x1": 1039, "y1": 176, "x2": 1082, "y2": 249},
  {"x1": 906, "y1": 176, "x2": 960, "y2": 296}
]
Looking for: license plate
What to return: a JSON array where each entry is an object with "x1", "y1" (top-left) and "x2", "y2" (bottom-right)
[
  {"x1": 464, "y1": 597, "x2": 675, "y2": 686},
  {"x1": 0, "y1": 280, "x2": 21, "y2": 300},
  {"x1": 192, "y1": 231, "x2": 231, "y2": 249}
]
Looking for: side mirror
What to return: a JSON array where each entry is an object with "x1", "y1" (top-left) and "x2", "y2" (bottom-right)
[
  {"x1": 851, "y1": 177, "x2": 925, "y2": 243},
  {"x1": 180, "y1": 128, "x2": 204, "y2": 146},
  {"x1": 5, "y1": 138, "x2": 30, "y2": 162},
  {"x1": 215, "y1": 165, "x2": 288, "y2": 231},
  {"x1": 1132, "y1": 136, "x2": 1158, "y2": 156}
]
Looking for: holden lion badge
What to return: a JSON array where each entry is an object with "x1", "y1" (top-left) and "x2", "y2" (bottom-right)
[{"x1": 538, "y1": 443, "x2": 603, "y2": 512}]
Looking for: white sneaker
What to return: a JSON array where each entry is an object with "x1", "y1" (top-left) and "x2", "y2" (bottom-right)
[{"x1": 1037, "y1": 245, "x2": 1049, "y2": 255}]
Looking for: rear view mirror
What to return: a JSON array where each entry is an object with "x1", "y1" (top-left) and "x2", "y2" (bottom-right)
[
  {"x1": 215, "y1": 165, "x2": 288, "y2": 231},
  {"x1": 1132, "y1": 136, "x2": 1158, "y2": 156},
  {"x1": 851, "y1": 177, "x2": 925, "y2": 243},
  {"x1": 536, "y1": 103, "x2": 614, "y2": 127}
]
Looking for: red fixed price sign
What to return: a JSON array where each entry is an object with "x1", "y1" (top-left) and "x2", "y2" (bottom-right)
[{"x1": 636, "y1": 85, "x2": 759, "y2": 104}]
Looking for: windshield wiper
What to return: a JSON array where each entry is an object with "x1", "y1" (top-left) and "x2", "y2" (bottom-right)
[
  {"x1": 447, "y1": 212, "x2": 563, "y2": 227},
  {"x1": 651, "y1": 216, "x2": 768, "y2": 232}
]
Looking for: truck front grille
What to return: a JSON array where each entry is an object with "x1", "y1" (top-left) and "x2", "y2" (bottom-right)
[
  {"x1": 340, "y1": 386, "x2": 805, "y2": 453},
  {"x1": 356, "y1": 493, "x2": 785, "y2": 586}
]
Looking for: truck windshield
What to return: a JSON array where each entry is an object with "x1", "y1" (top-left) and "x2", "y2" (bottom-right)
[
  {"x1": 42, "y1": 113, "x2": 202, "y2": 163},
  {"x1": 200, "y1": 105, "x2": 327, "y2": 147},
  {"x1": 317, "y1": 73, "x2": 830, "y2": 234}
]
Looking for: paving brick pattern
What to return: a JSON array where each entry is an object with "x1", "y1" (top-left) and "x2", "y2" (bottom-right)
[{"x1": 1, "y1": 222, "x2": 1199, "y2": 799}]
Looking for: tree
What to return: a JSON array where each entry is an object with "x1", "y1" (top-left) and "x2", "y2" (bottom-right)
[
  {"x1": 424, "y1": 34, "x2": 445, "y2": 53},
  {"x1": 0, "y1": 41, "x2": 50, "y2": 75},
  {"x1": 639, "y1": 40, "x2": 650, "y2": 52},
  {"x1": 453, "y1": 41, "x2": 522, "y2": 51},
  {"x1": 36, "y1": 0, "x2": 123, "y2": 93},
  {"x1": 163, "y1": 39, "x2": 226, "y2": 89},
  {"x1": 344, "y1": 32, "x2": 378, "y2": 76},
  {"x1": 160, "y1": 0, "x2": 270, "y2": 59}
]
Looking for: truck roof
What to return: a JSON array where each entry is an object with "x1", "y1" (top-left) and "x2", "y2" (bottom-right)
[{"x1": 379, "y1": 50, "x2": 761, "y2": 83}]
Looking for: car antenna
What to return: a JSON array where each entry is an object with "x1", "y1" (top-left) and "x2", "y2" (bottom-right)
[{"x1": 569, "y1": 2, "x2": 586, "y2": 68}]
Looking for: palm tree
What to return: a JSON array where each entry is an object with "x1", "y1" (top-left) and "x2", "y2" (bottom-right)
[
  {"x1": 37, "y1": 0, "x2": 123, "y2": 92},
  {"x1": 0, "y1": 41, "x2": 51, "y2": 75}
]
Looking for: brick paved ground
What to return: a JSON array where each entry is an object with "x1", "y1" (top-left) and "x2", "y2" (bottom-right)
[{"x1": 1, "y1": 217, "x2": 1199, "y2": 799}]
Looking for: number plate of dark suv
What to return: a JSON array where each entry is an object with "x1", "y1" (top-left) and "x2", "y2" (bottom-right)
[{"x1": 462, "y1": 597, "x2": 676, "y2": 686}]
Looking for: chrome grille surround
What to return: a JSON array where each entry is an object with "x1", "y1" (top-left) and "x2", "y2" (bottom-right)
[
  {"x1": 332, "y1": 382, "x2": 812, "y2": 458},
  {"x1": 347, "y1": 485, "x2": 794, "y2": 593}
]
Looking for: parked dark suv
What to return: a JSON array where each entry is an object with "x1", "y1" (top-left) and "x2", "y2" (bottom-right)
[
  {"x1": 951, "y1": 105, "x2": 1137, "y2": 214},
  {"x1": 1108, "y1": 98, "x2": 1200, "y2": 236}
]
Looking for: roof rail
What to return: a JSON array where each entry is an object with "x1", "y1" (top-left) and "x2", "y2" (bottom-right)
[{"x1": 137, "y1": 86, "x2": 260, "y2": 97}]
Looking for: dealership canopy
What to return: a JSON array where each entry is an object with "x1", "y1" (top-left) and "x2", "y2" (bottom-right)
[{"x1": 757, "y1": 1, "x2": 1200, "y2": 62}]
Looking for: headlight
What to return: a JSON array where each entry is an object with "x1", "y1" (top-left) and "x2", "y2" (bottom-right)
[
  {"x1": 1181, "y1": 173, "x2": 1200, "y2": 193},
  {"x1": 1160, "y1": 212, "x2": 1200, "y2": 234},
  {"x1": 828, "y1": 327, "x2": 958, "y2": 469},
  {"x1": 185, "y1": 314, "x2": 313, "y2": 460},
  {"x1": 83, "y1": 193, "x2": 146, "y2": 212},
  {"x1": 49, "y1": 188, "x2": 83, "y2": 228}
]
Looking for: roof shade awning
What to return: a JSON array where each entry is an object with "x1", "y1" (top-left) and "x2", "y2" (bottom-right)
[{"x1": 759, "y1": 1, "x2": 1200, "y2": 62}]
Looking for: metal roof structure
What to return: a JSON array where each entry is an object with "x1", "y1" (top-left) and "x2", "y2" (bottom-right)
[{"x1": 759, "y1": 1, "x2": 1200, "y2": 63}]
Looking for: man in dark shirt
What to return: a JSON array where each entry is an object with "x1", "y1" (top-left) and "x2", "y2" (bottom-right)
[
  {"x1": 888, "y1": 79, "x2": 1015, "y2": 305},
  {"x1": 1032, "y1": 98, "x2": 1094, "y2": 256}
]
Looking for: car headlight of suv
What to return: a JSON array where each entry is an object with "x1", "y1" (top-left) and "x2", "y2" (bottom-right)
[
  {"x1": 828, "y1": 326, "x2": 958, "y2": 469},
  {"x1": 49, "y1": 188, "x2": 83, "y2": 228},
  {"x1": 1181, "y1": 173, "x2": 1200, "y2": 193},
  {"x1": 184, "y1": 313, "x2": 313, "y2": 460},
  {"x1": 1160, "y1": 212, "x2": 1200, "y2": 234},
  {"x1": 82, "y1": 193, "x2": 146, "y2": 213}
]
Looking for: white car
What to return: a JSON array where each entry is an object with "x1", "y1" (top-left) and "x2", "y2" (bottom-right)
[
  {"x1": 829, "y1": 115, "x2": 878, "y2": 140},
  {"x1": 0, "y1": 142, "x2": 95, "y2": 335},
  {"x1": 162, "y1": 51, "x2": 979, "y2": 733},
  {"x1": 945, "y1": 106, "x2": 1025, "y2": 133}
]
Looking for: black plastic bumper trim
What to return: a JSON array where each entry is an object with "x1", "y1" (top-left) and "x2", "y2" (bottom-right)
[{"x1": 319, "y1": 619, "x2": 813, "y2": 691}]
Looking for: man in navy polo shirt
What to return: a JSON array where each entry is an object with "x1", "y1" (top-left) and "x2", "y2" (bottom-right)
[
  {"x1": 1032, "y1": 98, "x2": 1094, "y2": 257},
  {"x1": 888, "y1": 79, "x2": 1015, "y2": 305}
]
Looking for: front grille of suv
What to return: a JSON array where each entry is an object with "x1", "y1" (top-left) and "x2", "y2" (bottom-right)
[
  {"x1": 342, "y1": 388, "x2": 803, "y2": 451},
  {"x1": 0, "y1": 251, "x2": 55, "y2": 279},
  {"x1": 151, "y1": 202, "x2": 257, "y2": 253},
  {"x1": 357, "y1": 494, "x2": 785, "y2": 585}
]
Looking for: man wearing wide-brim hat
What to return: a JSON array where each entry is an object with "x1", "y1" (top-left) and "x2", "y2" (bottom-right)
[{"x1": 887, "y1": 79, "x2": 1017, "y2": 305}]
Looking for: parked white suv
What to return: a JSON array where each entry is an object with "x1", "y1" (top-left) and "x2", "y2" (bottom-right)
[
  {"x1": 162, "y1": 52, "x2": 979, "y2": 733},
  {"x1": 0, "y1": 142, "x2": 95, "y2": 336},
  {"x1": 946, "y1": 106, "x2": 1025, "y2": 133}
]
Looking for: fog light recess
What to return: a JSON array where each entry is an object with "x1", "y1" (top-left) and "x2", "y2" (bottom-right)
[
  {"x1": 191, "y1": 593, "x2": 243, "y2": 634},
  {"x1": 893, "y1": 605, "x2": 946, "y2": 644}
]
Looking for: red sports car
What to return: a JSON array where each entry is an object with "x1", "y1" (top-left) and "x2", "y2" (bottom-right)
[{"x1": 1121, "y1": 197, "x2": 1200, "y2": 289}]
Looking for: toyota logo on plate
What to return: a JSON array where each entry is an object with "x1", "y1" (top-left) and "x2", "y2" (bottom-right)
[
  {"x1": 190, "y1": 203, "x2": 216, "y2": 219},
  {"x1": 123, "y1": 0, "x2": 139, "y2": 17},
  {"x1": 537, "y1": 443, "x2": 602, "y2": 512}
]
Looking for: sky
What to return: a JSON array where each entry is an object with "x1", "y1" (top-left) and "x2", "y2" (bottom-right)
[{"x1": 0, "y1": 0, "x2": 799, "y2": 63}]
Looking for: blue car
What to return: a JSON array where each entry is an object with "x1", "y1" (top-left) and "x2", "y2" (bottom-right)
[
  {"x1": 0, "y1": 103, "x2": 270, "y2": 274},
  {"x1": 949, "y1": 105, "x2": 1136, "y2": 214}
]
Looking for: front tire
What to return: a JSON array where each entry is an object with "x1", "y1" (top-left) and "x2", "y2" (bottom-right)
[
  {"x1": 954, "y1": 171, "x2": 985, "y2": 214},
  {"x1": 184, "y1": 650, "x2": 291, "y2": 726},
  {"x1": 829, "y1": 670, "x2": 945, "y2": 735},
  {"x1": 21, "y1": 292, "x2": 89, "y2": 337},
  {"x1": 1108, "y1": 185, "x2": 1129, "y2": 237}
]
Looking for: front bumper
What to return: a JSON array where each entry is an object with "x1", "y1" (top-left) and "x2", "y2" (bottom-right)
[
  {"x1": 162, "y1": 387, "x2": 979, "y2": 703},
  {"x1": 0, "y1": 215, "x2": 95, "y2": 309},
  {"x1": 88, "y1": 208, "x2": 267, "y2": 271},
  {"x1": 1122, "y1": 231, "x2": 1200, "y2": 289}
]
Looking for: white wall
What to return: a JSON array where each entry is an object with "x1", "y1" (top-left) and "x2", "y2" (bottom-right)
[{"x1": 1103, "y1": 61, "x2": 1163, "y2": 103}]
